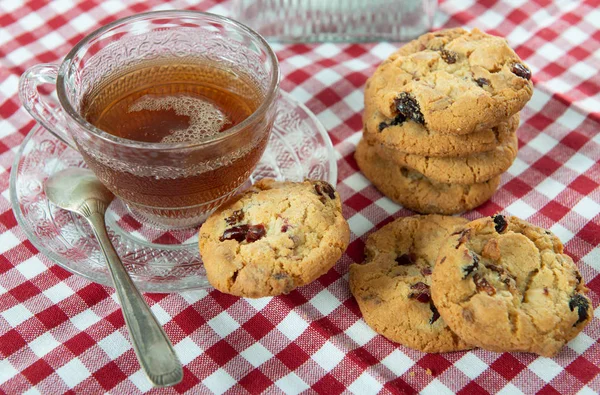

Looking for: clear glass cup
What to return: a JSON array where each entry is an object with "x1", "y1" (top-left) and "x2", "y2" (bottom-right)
[
  {"x1": 232, "y1": 0, "x2": 437, "y2": 42},
  {"x1": 19, "y1": 11, "x2": 280, "y2": 228}
]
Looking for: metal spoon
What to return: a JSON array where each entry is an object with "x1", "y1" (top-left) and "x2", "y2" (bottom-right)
[{"x1": 44, "y1": 168, "x2": 183, "y2": 387}]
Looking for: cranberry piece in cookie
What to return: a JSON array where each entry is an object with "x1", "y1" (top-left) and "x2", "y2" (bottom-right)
[
  {"x1": 461, "y1": 253, "x2": 479, "y2": 279},
  {"x1": 492, "y1": 214, "x2": 508, "y2": 233},
  {"x1": 225, "y1": 209, "x2": 244, "y2": 225},
  {"x1": 220, "y1": 225, "x2": 249, "y2": 242},
  {"x1": 409, "y1": 282, "x2": 431, "y2": 303},
  {"x1": 245, "y1": 224, "x2": 266, "y2": 243},
  {"x1": 511, "y1": 63, "x2": 531, "y2": 80},
  {"x1": 439, "y1": 48, "x2": 457, "y2": 64},
  {"x1": 569, "y1": 294, "x2": 590, "y2": 326},
  {"x1": 395, "y1": 93, "x2": 425, "y2": 125},
  {"x1": 395, "y1": 254, "x2": 415, "y2": 266},
  {"x1": 314, "y1": 181, "x2": 336, "y2": 200},
  {"x1": 475, "y1": 77, "x2": 490, "y2": 87}
]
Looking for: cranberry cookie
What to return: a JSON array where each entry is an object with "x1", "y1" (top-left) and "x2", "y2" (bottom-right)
[
  {"x1": 363, "y1": 97, "x2": 520, "y2": 158},
  {"x1": 368, "y1": 125, "x2": 518, "y2": 184},
  {"x1": 355, "y1": 139, "x2": 500, "y2": 214},
  {"x1": 366, "y1": 28, "x2": 533, "y2": 135},
  {"x1": 350, "y1": 215, "x2": 473, "y2": 353},
  {"x1": 199, "y1": 178, "x2": 350, "y2": 298},
  {"x1": 431, "y1": 215, "x2": 592, "y2": 356}
]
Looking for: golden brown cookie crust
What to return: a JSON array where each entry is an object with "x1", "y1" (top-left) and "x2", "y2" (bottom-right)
[
  {"x1": 368, "y1": 127, "x2": 518, "y2": 184},
  {"x1": 199, "y1": 179, "x2": 350, "y2": 298},
  {"x1": 367, "y1": 28, "x2": 533, "y2": 135},
  {"x1": 355, "y1": 139, "x2": 500, "y2": 215},
  {"x1": 431, "y1": 215, "x2": 592, "y2": 357},
  {"x1": 350, "y1": 215, "x2": 473, "y2": 353}
]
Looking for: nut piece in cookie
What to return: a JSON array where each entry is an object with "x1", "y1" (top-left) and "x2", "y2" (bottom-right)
[
  {"x1": 432, "y1": 215, "x2": 592, "y2": 357},
  {"x1": 349, "y1": 215, "x2": 473, "y2": 353},
  {"x1": 199, "y1": 178, "x2": 350, "y2": 298}
]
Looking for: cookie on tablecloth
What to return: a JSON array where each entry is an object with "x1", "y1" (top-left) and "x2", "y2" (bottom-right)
[
  {"x1": 199, "y1": 178, "x2": 350, "y2": 298},
  {"x1": 355, "y1": 139, "x2": 500, "y2": 214},
  {"x1": 349, "y1": 215, "x2": 473, "y2": 353},
  {"x1": 367, "y1": 27, "x2": 533, "y2": 134},
  {"x1": 431, "y1": 215, "x2": 592, "y2": 357}
]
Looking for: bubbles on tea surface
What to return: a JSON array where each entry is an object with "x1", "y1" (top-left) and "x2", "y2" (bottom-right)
[{"x1": 128, "y1": 94, "x2": 230, "y2": 143}]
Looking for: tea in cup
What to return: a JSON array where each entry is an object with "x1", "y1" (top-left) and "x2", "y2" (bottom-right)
[{"x1": 20, "y1": 11, "x2": 280, "y2": 228}]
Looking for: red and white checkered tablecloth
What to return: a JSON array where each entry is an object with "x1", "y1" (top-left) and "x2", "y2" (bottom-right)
[{"x1": 1, "y1": 0, "x2": 599, "y2": 393}]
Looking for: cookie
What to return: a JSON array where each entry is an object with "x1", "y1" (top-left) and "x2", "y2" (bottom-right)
[
  {"x1": 349, "y1": 215, "x2": 473, "y2": 353},
  {"x1": 431, "y1": 215, "x2": 592, "y2": 357},
  {"x1": 355, "y1": 139, "x2": 500, "y2": 215},
  {"x1": 363, "y1": 105, "x2": 519, "y2": 157},
  {"x1": 367, "y1": 27, "x2": 533, "y2": 135},
  {"x1": 199, "y1": 178, "x2": 350, "y2": 298},
  {"x1": 368, "y1": 127, "x2": 518, "y2": 184}
]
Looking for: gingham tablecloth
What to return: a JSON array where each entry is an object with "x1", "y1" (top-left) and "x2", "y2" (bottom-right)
[{"x1": 1, "y1": 0, "x2": 599, "y2": 393}]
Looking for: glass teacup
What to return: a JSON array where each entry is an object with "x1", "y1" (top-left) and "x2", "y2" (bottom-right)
[{"x1": 19, "y1": 11, "x2": 280, "y2": 228}]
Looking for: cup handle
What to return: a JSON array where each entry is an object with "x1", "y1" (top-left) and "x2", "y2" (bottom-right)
[{"x1": 19, "y1": 64, "x2": 78, "y2": 150}]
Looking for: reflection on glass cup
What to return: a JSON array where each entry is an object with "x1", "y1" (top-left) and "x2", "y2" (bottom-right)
[{"x1": 19, "y1": 11, "x2": 280, "y2": 228}]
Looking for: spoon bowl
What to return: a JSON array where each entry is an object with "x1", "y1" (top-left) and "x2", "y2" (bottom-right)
[{"x1": 45, "y1": 168, "x2": 114, "y2": 212}]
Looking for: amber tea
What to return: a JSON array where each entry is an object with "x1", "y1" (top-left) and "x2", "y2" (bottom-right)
[
  {"x1": 83, "y1": 61, "x2": 261, "y2": 143},
  {"x1": 77, "y1": 59, "x2": 270, "y2": 220}
]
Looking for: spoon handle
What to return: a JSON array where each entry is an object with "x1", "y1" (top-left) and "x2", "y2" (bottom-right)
[{"x1": 82, "y1": 203, "x2": 183, "y2": 387}]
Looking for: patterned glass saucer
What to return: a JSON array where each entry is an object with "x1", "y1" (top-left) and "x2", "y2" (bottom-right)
[{"x1": 10, "y1": 91, "x2": 337, "y2": 292}]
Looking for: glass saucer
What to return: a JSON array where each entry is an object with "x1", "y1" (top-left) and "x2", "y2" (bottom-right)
[{"x1": 10, "y1": 91, "x2": 337, "y2": 293}]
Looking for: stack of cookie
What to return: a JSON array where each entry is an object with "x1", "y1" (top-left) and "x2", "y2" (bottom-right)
[
  {"x1": 356, "y1": 28, "x2": 533, "y2": 214},
  {"x1": 350, "y1": 214, "x2": 592, "y2": 356}
]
